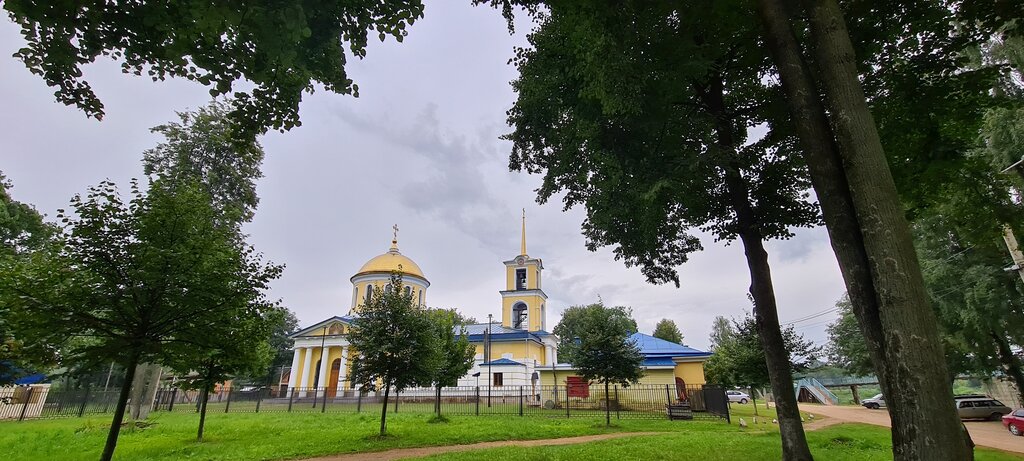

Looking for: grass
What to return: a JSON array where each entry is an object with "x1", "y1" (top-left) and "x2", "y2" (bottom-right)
[
  {"x1": 0, "y1": 411, "x2": 700, "y2": 461},
  {"x1": 418, "y1": 423, "x2": 1024, "y2": 461},
  {"x1": 2, "y1": 403, "x2": 1019, "y2": 461}
]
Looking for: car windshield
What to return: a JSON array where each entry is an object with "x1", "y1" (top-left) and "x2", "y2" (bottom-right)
[
  {"x1": 994, "y1": 400, "x2": 1005, "y2": 406},
  {"x1": 870, "y1": 394, "x2": 883, "y2": 400}
]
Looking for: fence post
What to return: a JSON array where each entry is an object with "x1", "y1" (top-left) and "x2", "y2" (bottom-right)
[
  {"x1": 614, "y1": 385, "x2": 620, "y2": 420},
  {"x1": 256, "y1": 388, "x2": 263, "y2": 413},
  {"x1": 287, "y1": 388, "x2": 294, "y2": 412},
  {"x1": 394, "y1": 391, "x2": 399, "y2": 413},
  {"x1": 475, "y1": 386, "x2": 480, "y2": 416},
  {"x1": 665, "y1": 384, "x2": 672, "y2": 406},
  {"x1": 519, "y1": 386, "x2": 524, "y2": 416},
  {"x1": 322, "y1": 389, "x2": 328, "y2": 413},
  {"x1": 357, "y1": 390, "x2": 363, "y2": 413},
  {"x1": 78, "y1": 387, "x2": 91, "y2": 417},
  {"x1": 168, "y1": 388, "x2": 177, "y2": 412},
  {"x1": 18, "y1": 387, "x2": 35, "y2": 421},
  {"x1": 224, "y1": 387, "x2": 233, "y2": 413},
  {"x1": 565, "y1": 386, "x2": 570, "y2": 418}
]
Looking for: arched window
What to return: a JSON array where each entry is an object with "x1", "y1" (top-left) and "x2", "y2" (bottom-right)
[
  {"x1": 418, "y1": 290, "x2": 423, "y2": 306},
  {"x1": 385, "y1": 283, "x2": 393, "y2": 294},
  {"x1": 405, "y1": 286, "x2": 412, "y2": 297},
  {"x1": 512, "y1": 302, "x2": 528, "y2": 329},
  {"x1": 364, "y1": 285, "x2": 372, "y2": 304}
]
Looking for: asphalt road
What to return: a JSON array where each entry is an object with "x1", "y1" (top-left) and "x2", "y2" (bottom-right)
[{"x1": 801, "y1": 404, "x2": 1024, "y2": 455}]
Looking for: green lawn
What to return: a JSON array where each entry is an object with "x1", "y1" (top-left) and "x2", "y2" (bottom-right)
[
  {"x1": 0, "y1": 411, "x2": 706, "y2": 461},
  {"x1": 1, "y1": 405, "x2": 1019, "y2": 461},
  {"x1": 418, "y1": 424, "x2": 1024, "y2": 461}
]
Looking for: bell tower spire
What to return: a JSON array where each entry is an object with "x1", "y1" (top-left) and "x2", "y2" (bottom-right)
[{"x1": 520, "y1": 209, "x2": 527, "y2": 256}]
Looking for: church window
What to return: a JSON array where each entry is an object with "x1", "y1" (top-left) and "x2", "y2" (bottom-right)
[
  {"x1": 364, "y1": 286, "x2": 372, "y2": 304},
  {"x1": 418, "y1": 290, "x2": 423, "y2": 306},
  {"x1": 493, "y1": 373, "x2": 504, "y2": 387},
  {"x1": 515, "y1": 269, "x2": 527, "y2": 290},
  {"x1": 385, "y1": 284, "x2": 393, "y2": 294},
  {"x1": 328, "y1": 324, "x2": 343, "y2": 335},
  {"x1": 405, "y1": 286, "x2": 412, "y2": 297},
  {"x1": 512, "y1": 302, "x2": 528, "y2": 329}
]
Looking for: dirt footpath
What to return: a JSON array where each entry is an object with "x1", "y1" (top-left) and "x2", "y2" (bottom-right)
[
  {"x1": 300, "y1": 432, "x2": 664, "y2": 461},
  {"x1": 801, "y1": 404, "x2": 1024, "y2": 455}
]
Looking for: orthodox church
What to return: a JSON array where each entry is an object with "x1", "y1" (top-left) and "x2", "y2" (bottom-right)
[{"x1": 285, "y1": 218, "x2": 710, "y2": 397}]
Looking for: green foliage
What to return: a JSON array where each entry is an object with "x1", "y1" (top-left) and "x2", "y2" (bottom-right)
[
  {"x1": 825, "y1": 296, "x2": 873, "y2": 377},
  {"x1": 348, "y1": 273, "x2": 438, "y2": 434},
  {"x1": 0, "y1": 178, "x2": 282, "y2": 457},
  {"x1": 0, "y1": 172, "x2": 59, "y2": 384},
  {"x1": 704, "y1": 314, "x2": 819, "y2": 389},
  {"x1": 552, "y1": 302, "x2": 643, "y2": 388},
  {"x1": 652, "y1": 319, "x2": 683, "y2": 345},
  {"x1": 143, "y1": 100, "x2": 266, "y2": 226},
  {"x1": 553, "y1": 303, "x2": 637, "y2": 366},
  {"x1": 500, "y1": 0, "x2": 818, "y2": 287},
  {"x1": 3, "y1": 0, "x2": 426, "y2": 140},
  {"x1": 427, "y1": 308, "x2": 476, "y2": 389}
]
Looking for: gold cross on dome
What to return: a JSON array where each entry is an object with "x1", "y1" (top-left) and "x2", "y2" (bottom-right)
[{"x1": 392, "y1": 224, "x2": 399, "y2": 242}]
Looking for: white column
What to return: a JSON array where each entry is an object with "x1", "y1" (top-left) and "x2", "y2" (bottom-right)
[
  {"x1": 340, "y1": 346, "x2": 349, "y2": 390},
  {"x1": 299, "y1": 347, "x2": 313, "y2": 396},
  {"x1": 545, "y1": 346, "x2": 553, "y2": 366},
  {"x1": 317, "y1": 346, "x2": 331, "y2": 397},
  {"x1": 287, "y1": 348, "x2": 301, "y2": 391}
]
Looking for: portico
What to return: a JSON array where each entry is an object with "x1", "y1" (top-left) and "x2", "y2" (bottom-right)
[{"x1": 288, "y1": 317, "x2": 355, "y2": 397}]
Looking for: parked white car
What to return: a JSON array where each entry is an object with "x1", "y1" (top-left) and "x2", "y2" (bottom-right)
[
  {"x1": 862, "y1": 393, "x2": 886, "y2": 409},
  {"x1": 727, "y1": 390, "x2": 751, "y2": 404}
]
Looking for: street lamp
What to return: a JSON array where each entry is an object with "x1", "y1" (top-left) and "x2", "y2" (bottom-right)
[{"x1": 487, "y1": 314, "x2": 492, "y2": 408}]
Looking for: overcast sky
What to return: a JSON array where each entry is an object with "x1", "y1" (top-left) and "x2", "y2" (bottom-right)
[{"x1": 0, "y1": 2, "x2": 848, "y2": 350}]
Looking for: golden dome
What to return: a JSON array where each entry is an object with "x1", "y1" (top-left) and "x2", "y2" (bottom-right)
[{"x1": 354, "y1": 241, "x2": 426, "y2": 279}]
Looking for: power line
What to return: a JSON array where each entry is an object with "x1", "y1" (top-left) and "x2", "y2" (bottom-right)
[{"x1": 781, "y1": 306, "x2": 840, "y2": 325}]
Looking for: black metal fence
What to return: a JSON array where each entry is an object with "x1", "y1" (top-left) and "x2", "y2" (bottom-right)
[{"x1": 4, "y1": 383, "x2": 730, "y2": 422}]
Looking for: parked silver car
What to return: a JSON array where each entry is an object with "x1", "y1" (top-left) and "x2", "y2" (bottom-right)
[
  {"x1": 726, "y1": 390, "x2": 750, "y2": 404},
  {"x1": 862, "y1": 393, "x2": 885, "y2": 409},
  {"x1": 956, "y1": 398, "x2": 1011, "y2": 420}
]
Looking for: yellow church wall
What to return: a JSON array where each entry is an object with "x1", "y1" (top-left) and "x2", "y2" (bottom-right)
[
  {"x1": 674, "y1": 362, "x2": 707, "y2": 386},
  {"x1": 473, "y1": 341, "x2": 547, "y2": 365}
]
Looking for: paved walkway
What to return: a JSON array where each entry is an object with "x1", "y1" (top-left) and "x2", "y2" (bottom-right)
[
  {"x1": 301, "y1": 432, "x2": 665, "y2": 461},
  {"x1": 801, "y1": 404, "x2": 1024, "y2": 455}
]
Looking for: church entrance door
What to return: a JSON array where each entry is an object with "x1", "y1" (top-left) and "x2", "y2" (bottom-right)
[{"x1": 327, "y1": 359, "x2": 341, "y2": 398}]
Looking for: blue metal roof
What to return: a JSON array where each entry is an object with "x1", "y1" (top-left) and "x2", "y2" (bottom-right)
[
  {"x1": 482, "y1": 358, "x2": 525, "y2": 366},
  {"x1": 460, "y1": 323, "x2": 546, "y2": 343},
  {"x1": 642, "y1": 357, "x2": 677, "y2": 367},
  {"x1": 629, "y1": 333, "x2": 710, "y2": 358}
]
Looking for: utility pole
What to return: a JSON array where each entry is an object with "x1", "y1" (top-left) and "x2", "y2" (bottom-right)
[{"x1": 487, "y1": 314, "x2": 492, "y2": 408}]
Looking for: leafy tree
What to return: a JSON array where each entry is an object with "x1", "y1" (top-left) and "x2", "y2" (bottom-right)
[
  {"x1": 0, "y1": 172, "x2": 58, "y2": 384},
  {"x1": 915, "y1": 214, "x2": 1024, "y2": 404},
  {"x1": 705, "y1": 314, "x2": 820, "y2": 408},
  {"x1": 753, "y1": 1, "x2": 1024, "y2": 457},
  {"x1": 487, "y1": 2, "x2": 819, "y2": 457},
  {"x1": 652, "y1": 319, "x2": 683, "y2": 345},
  {"x1": 348, "y1": 273, "x2": 438, "y2": 436},
  {"x1": 263, "y1": 307, "x2": 301, "y2": 385},
  {"x1": 825, "y1": 296, "x2": 873, "y2": 377},
  {"x1": 164, "y1": 306, "x2": 281, "y2": 441},
  {"x1": 426, "y1": 308, "x2": 476, "y2": 417},
  {"x1": 554, "y1": 303, "x2": 637, "y2": 366},
  {"x1": 3, "y1": 0, "x2": 426, "y2": 140},
  {"x1": 0, "y1": 179, "x2": 281, "y2": 461},
  {"x1": 143, "y1": 100, "x2": 266, "y2": 226},
  {"x1": 558, "y1": 302, "x2": 644, "y2": 426},
  {"x1": 709, "y1": 316, "x2": 735, "y2": 351}
]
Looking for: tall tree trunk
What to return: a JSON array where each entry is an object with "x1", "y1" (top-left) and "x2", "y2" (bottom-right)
[
  {"x1": 100, "y1": 355, "x2": 139, "y2": 461},
  {"x1": 751, "y1": 388, "x2": 759, "y2": 417},
  {"x1": 801, "y1": 1, "x2": 972, "y2": 459},
  {"x1": 700, "y1": 74, "x2": 813, "y2": 461},
  {"x1": 379, "y1": 382, "x2": 391, "y2": 436},
  {"x1": 991, "y1": 332, "x2": 1024, "y2": 405},
  {"x1": 197, "y1": 385, "x2": 210, "y2": 442},
  {"x1": 435, "y1": 385, "x2": 442, "y2": 417},
  {"x1": 128, "y1": 363, "x2": 147, "y2": 420}
]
